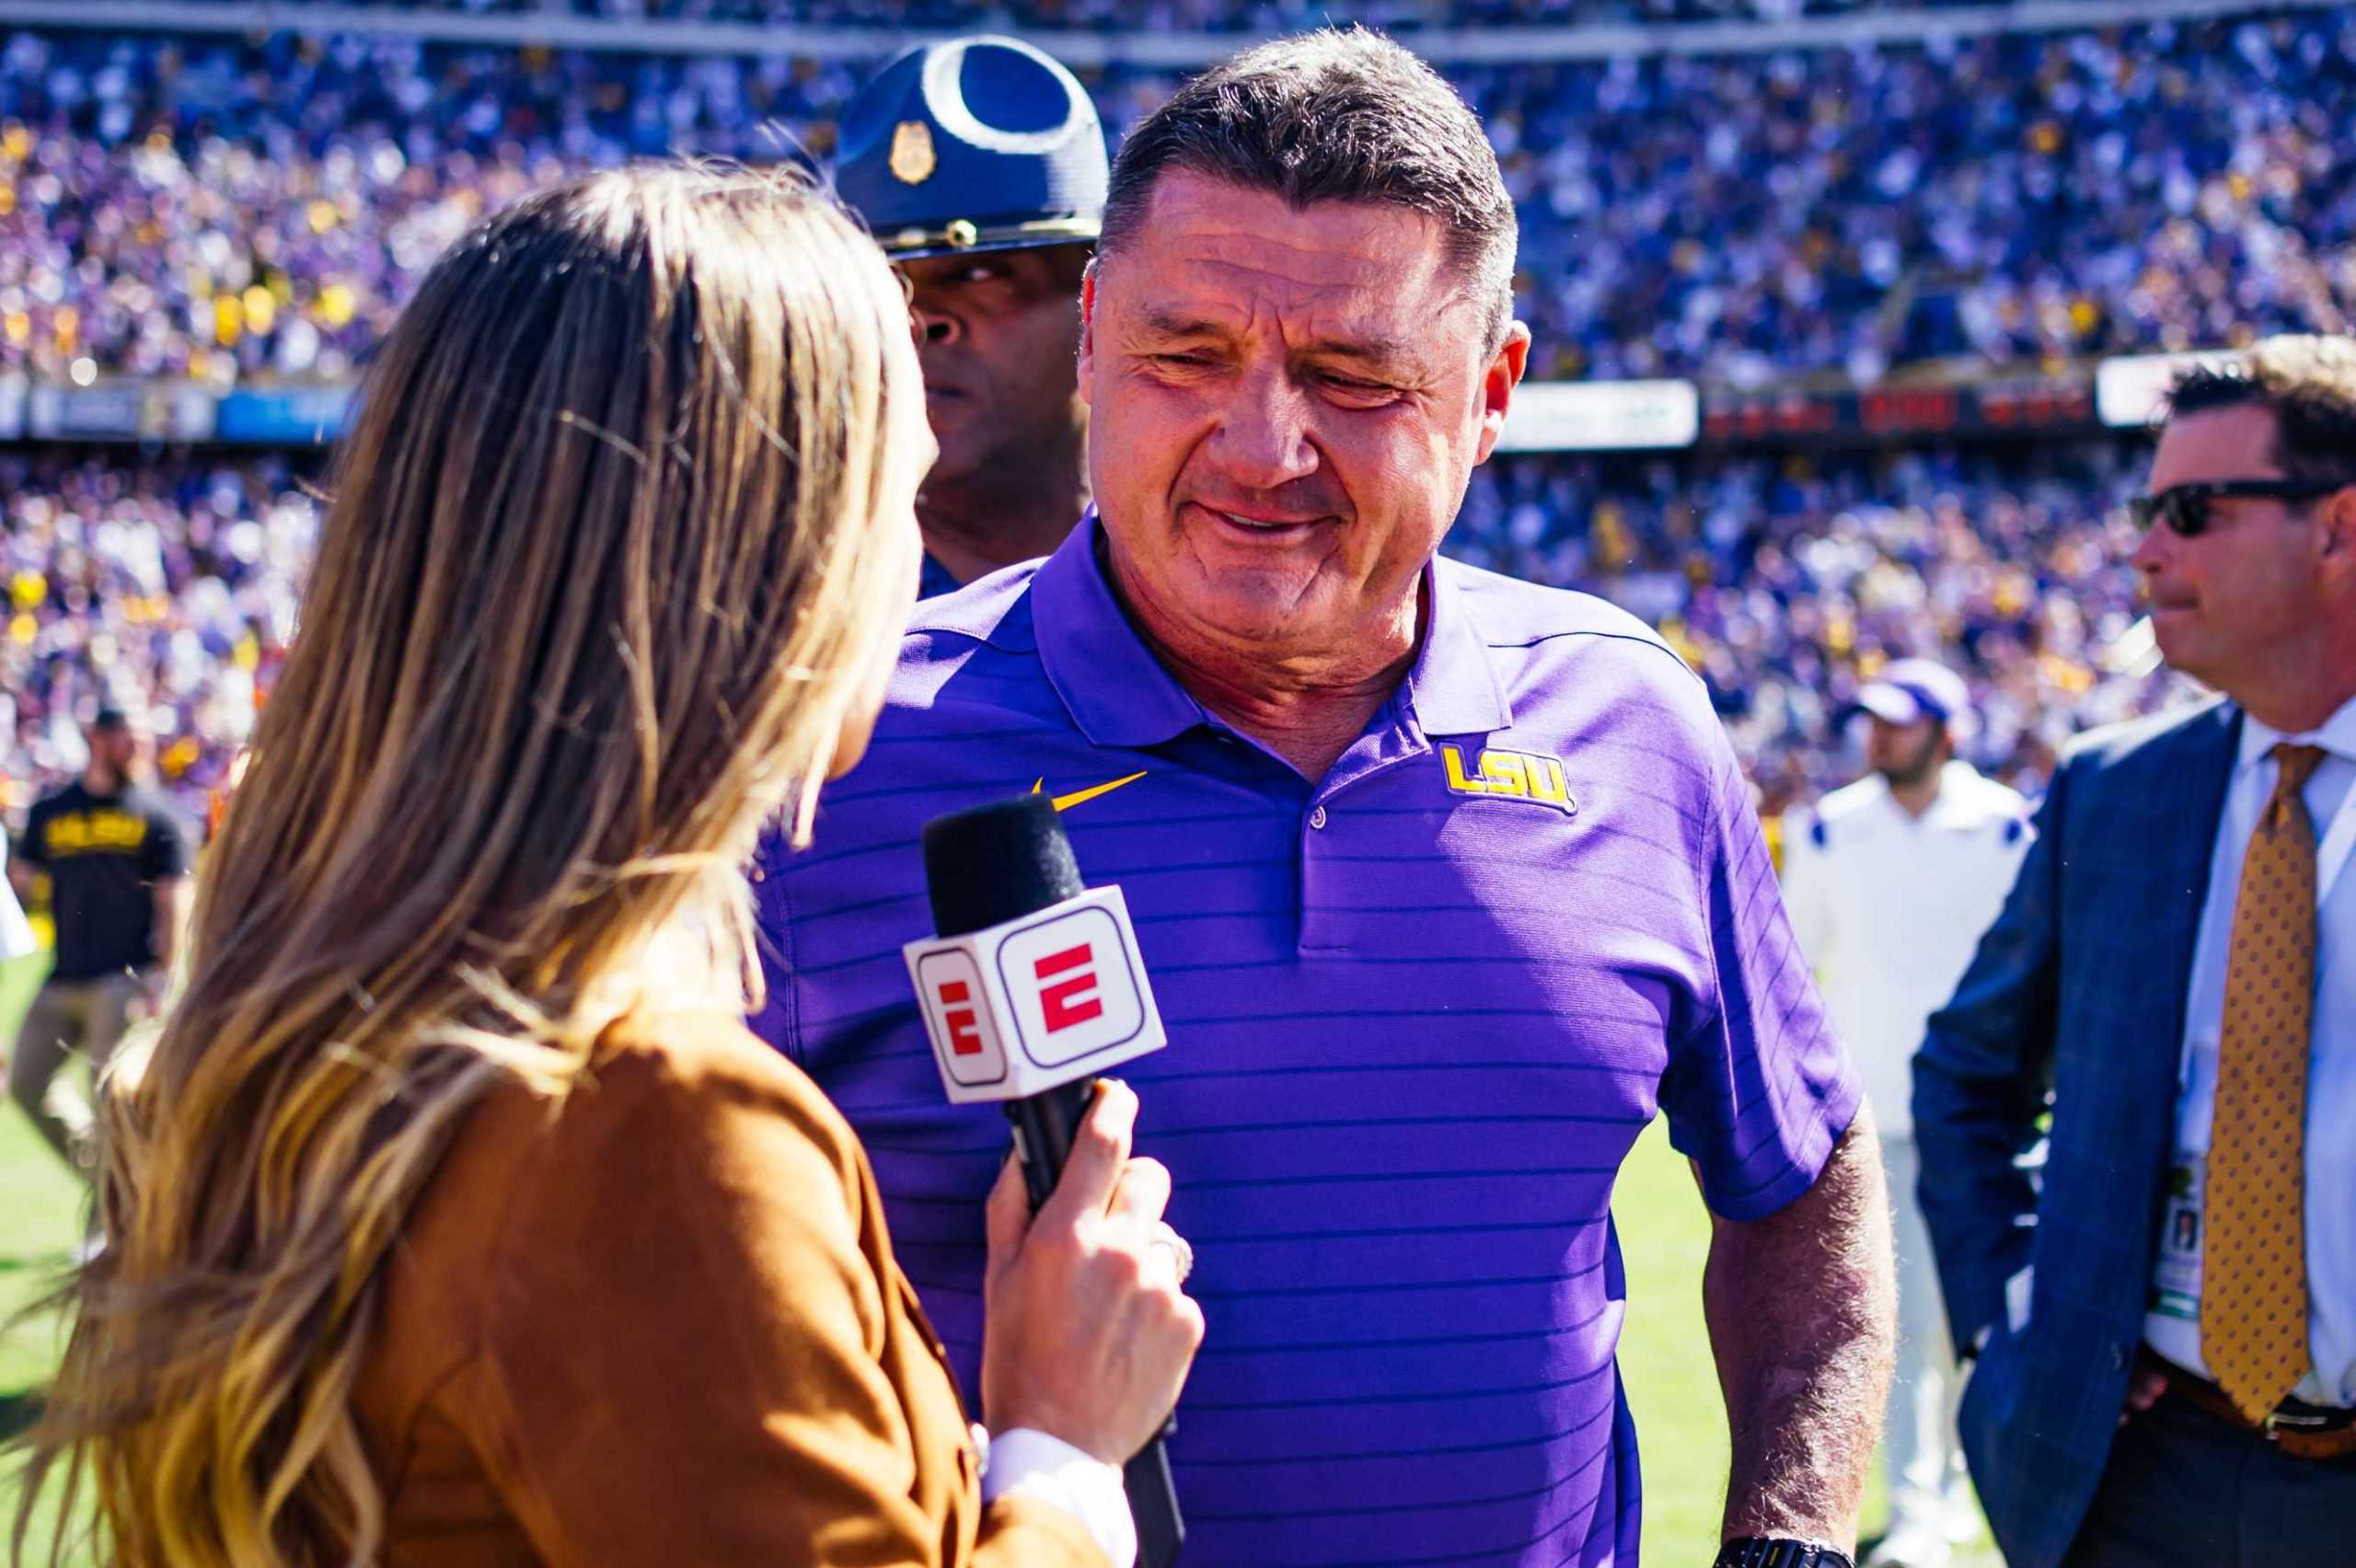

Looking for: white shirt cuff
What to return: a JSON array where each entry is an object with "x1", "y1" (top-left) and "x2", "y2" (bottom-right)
[{"x1": 976, "y1": 1425, "x2": 1136, "y2": 1568}]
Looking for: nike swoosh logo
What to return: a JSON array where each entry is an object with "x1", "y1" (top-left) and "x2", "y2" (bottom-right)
[{"x1": 1031, "y1": 770, "x2": 1149, "y2": 812}]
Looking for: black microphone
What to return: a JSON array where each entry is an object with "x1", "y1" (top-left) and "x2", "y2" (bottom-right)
[{"x1": 911, "y1": 793, "x2": 1184, "y2": 1568}]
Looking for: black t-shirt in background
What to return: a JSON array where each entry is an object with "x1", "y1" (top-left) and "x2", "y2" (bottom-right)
[{"x1": 19, "y1": 781, "x2": 193, "y2": 983}]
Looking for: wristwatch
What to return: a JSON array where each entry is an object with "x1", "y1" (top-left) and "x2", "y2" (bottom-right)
[{"x1": 1712, "y1": 1539, "x2": 1856, "y2": 1568}]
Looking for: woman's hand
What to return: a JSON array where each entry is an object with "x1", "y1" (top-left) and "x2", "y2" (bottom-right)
[{"x1": 979, "y1": 1080, "x2": 1205, "y2": 1464}]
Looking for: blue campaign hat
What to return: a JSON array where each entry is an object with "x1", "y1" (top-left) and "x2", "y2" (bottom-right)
[{"x1": 836, "y1": 36, "x2": 1107, "y2": 260}]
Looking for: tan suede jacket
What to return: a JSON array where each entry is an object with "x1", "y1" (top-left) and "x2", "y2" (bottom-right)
[{"x1": 352, "y1": 1007, "x2": 1102, "y2": 1567}]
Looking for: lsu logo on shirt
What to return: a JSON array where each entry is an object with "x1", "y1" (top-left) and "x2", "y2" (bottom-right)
[{"x1": 1439, "y1": 744, "x2": 1576, "y2": 814}]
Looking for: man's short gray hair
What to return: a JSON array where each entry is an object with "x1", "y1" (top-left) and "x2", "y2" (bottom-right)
[{"x1": 1096, "y1": 29, "x2": 1518, "y2": 353}]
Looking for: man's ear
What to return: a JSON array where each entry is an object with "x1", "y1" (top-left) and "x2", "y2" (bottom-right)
[
  {"x1": 1077, "y1": 262, "x2": 1100, "y2": 409},
  {"x1": 1472, "y1": 320, "x2": 1533, "y2": 467},
  {"x1": 2308, "y1": 479, "x2": 2356, "y2": 595}
]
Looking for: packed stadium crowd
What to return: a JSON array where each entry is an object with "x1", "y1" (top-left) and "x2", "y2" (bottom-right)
[
  {"x1": 0, "y1": 6, "x2": 2286, "y2": 821},
  {"x1": 166, "y1": 0, "x2": 2057, "y2": 25},
  {"x1": 0, "y1": 436, "x2": 2182, "y2": 824},
  {"x1": 1456, "y1": 440, "x2": 2188, "y2": 813},
  {"x1": 4, "y1": 7, "x2": 2353, "y2": 388},
  {"x1": 0, "y1": 455, "x2": 308, "y2": 820}
]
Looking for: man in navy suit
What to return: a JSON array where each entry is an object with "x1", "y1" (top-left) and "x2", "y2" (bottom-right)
[{"x1": 1916, "y1": 335, "x2": 2356, "y2": 1567}]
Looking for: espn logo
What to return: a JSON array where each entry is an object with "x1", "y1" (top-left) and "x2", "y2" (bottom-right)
[
  {"x1": 1439, "y1": 744, "x2": 1576, "y2": 813},
  {"x1": 904, "y1": 885, "x2": 1168, "y2": 1103},
  {"x1": 1032, "y1": 943, "x2": 1106, "y2": 1033}
]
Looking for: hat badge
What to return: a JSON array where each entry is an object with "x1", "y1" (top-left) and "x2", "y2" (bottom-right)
[{"x1": 889, "y1": 120, "x2": 936, "y2": 185}]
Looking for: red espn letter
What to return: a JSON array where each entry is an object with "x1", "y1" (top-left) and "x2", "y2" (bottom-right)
[
  {"x1": 936, "y1": 979, "x2": 985, "y2": 1056},
  {"x1": 1033, "y1": 943, "x2": 1104, "y2": 1033}
]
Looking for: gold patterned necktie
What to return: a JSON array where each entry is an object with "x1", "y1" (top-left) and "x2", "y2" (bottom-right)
[{"x1": 2201, "y1": 740, "x2": 2327, "y2": 1422}]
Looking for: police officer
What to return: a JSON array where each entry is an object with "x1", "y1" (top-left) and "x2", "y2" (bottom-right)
[{"x1": 836, "y1": 36, "x2": 1105, "y2": 595}]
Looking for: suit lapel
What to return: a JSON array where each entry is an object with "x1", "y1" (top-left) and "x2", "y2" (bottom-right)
[
  {"x1": 2148, "y1": 701, "x2": 2241, "y2": 1055},
  {"x1": 2109, "y1": 700, "x2": 2242, "y2": 1201}
]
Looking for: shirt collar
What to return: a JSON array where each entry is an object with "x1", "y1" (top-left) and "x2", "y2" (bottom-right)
[
  {"x1": 1032, "y1": 510, "x2": 1207, "y2": 748},
  {"x1": 2236, "y1": 692, "x2": 2356, "y2": 776},
  {"x1": 1403, "y1": 558, "x2": 1514, "y2": 738},
  {"x1": 1031, "y1": 512, "x2": 1514, "y2": 747}
]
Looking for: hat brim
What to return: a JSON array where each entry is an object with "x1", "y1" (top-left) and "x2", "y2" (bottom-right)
[
  {"x1": 876, "y1": 216, "x2": 1099, "y2": 260},
  {"x1": 1852, "y1": 684, "x2": 1930, "y2": 727}
]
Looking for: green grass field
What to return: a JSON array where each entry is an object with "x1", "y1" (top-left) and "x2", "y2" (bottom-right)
[
  {"x1": 0, "y1": 952, "x2": 1993, "y2": 1564},
  {"x1": 0, "y1": 951, "x2": 93, "y2": 1564}
]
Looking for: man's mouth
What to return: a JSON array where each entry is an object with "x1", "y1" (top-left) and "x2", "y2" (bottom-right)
[{"x1": 1188, "y1": 500, "x2": 1334, "y2": 540}]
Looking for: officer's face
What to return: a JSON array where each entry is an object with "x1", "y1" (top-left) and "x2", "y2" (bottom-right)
[
  {"x1": 902, "y1": 247, "x2": 1089, "y2": 490},
  {"x1": 1080, "y1": 172, "x2": 1527, "y2": 660}
]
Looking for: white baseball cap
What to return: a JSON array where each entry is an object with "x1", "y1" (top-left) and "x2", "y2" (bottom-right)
[{"x1": 1853, "y1": 657, "x2": 1976, "y2": 742}]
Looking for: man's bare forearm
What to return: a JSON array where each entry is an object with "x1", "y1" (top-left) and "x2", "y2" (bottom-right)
[{"x1": 1702, "y1": 1110, "x2": 1895, "y2": 1549}]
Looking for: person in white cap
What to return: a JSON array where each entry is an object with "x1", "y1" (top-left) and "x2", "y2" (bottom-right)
[{"x1": 1780, "y1": 657, "x2": 2032, "y2": 1568}]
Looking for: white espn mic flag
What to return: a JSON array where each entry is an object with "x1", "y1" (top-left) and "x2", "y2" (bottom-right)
[{"x1": 904, "y1": 884, "x2": 1169, "y2": 1104}]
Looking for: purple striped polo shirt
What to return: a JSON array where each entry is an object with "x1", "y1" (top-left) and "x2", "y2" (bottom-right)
[{"x1": 751, "y1": 515, "x2": 1858, "y2": 1567}]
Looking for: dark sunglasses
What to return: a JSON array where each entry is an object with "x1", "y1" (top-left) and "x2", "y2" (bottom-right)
[{"x1": 2129, "y1": 478, "x2": 2347, "y2": 537}]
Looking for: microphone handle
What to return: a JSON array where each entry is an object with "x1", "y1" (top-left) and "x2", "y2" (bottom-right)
[{"x1": 1006, "y1": 1081, "x2": 1185, "y2": 1568}]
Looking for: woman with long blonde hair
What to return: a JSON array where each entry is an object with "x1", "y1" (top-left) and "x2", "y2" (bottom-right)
[{"x1": 18, "y1": 166, "x2": 1200, "y2": 1567}]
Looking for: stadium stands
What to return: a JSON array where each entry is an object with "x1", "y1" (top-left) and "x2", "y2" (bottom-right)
[
  {"x1": 0, "y1": 438, "x2": 2187, "y2": 820},
  {"x1": 1453, "y1": 440, "x2": 2189, "y2": 813},
  {"x1": 139, "y1": 1, "x2": 2156, "y2": 25},
  {"x1": 3, "y1": 9, "x2": 2351, "y2": 384},
  {"x1": 0, "y1": 3, "x2": 2302, "y2": 817},
  {"x1": 0, "y1": 454, "x2": 312, "y2": 818}
]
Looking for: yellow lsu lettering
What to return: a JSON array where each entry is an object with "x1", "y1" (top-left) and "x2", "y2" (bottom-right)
[
  {"x1": 41, "y1": 811, "x2": 148, "y2": 855},
  {"x1": 1440, "y1": 745, "x2": 1575, "y2": 813}
]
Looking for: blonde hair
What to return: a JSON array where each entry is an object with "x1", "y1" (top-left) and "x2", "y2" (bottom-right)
[{"x1": 17, "y1": 165, "x2": 921, "y2": 1565}]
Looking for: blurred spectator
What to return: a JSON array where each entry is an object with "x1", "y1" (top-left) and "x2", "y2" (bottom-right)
[{"x1": 3, "y1": 9, "x2": 2353, "y2": 386}]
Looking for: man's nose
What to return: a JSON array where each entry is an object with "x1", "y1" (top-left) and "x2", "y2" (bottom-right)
[
  {"x1": 1207, "y1": 365, "x2": 1318, "y2": 490},
  {"x1": 912, "y1": 301, "x2": 963, "y2": 347},
  {"x1": 2129, "y1": 513, "x2": 2169, "y2": 579}
]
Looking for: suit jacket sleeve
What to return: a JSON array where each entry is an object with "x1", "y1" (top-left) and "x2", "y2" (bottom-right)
[
  {"x1": 464, "y1": 1032, "x2": 1102, "y2": 1568},
  {"x1": 1912, "y1": 756, "x2": 2068, "y2": 1355}
]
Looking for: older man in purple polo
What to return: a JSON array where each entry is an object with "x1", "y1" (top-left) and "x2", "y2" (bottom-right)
[{"x1": 755, "y1": 29, "x2": 1891, "y2": 1568}]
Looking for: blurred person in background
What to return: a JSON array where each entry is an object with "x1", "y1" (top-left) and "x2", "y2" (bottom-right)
[
  {"x1": 6, "y1": 704, "x2": 191, "y2": 1179},
  {"x1": 835, "y1": 36, "x2": 1104, "y2": 594},
  {"x1": 1917, "y1": 336, "x2": 2356, "y2": 1568},
  {"x1": 19, "y1": 167, "x2": 1199, "y2": 1568},
  {"x1": 1780, "y1": 658, "x2": 2031, "y2": 1568}
]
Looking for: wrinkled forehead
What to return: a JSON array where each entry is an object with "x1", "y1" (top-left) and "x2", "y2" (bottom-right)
[{"x1": 1098, "y1": 173, "x2": 1476, "y2": 353}]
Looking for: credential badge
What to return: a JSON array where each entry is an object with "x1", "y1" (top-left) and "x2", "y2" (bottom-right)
[{"x1": 890, "y1": 121, "x2": 937, "y2": 185}]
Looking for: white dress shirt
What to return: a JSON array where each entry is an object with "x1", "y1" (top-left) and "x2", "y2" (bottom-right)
[
  {"x1": 2144, "y1": 696, "x2": 2356, "y2": 1408},
  {"x1": 975, "y1": 1425, "x2": 1136, "y2": 1568},
  {"x1": 1781, "y1": 761, "x2": 2031, "y2": 1139}
]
